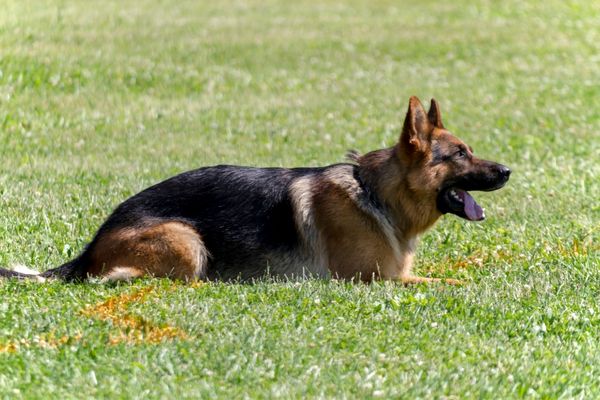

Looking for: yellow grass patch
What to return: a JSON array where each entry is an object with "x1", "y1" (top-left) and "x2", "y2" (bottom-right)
[
  {"x1": 1, "y1": 282, "x2": 196, "y2": 353},
  {"x1": 81, "y1": 284, "x2": 188, "y2": 345},
  {"x1": 0, "y1": 332, "x2": 83, "y2": 354}
]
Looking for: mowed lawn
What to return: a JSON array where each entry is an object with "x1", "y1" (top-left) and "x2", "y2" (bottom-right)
[{"x1": 0, "y1": 0, "x2": 598, "y2": 398}]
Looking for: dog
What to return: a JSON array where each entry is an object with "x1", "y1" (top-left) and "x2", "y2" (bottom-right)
[{"x1": 0, "y1": 97, "x2": 510, "y2": 284}]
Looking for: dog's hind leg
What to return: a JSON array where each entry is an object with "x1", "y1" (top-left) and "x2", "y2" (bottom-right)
[{"x1": 87, "y1": 221, "x2": 209, "y2": 282}]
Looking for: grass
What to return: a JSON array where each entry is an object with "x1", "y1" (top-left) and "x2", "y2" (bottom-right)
[{"x1": 0, "y1": 0, "x2": 598, "y2": 398}]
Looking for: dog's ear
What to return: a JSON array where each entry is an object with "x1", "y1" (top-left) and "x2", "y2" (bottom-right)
[
  {"x1": 400, "y1": 96, "x2": 430, "y2": 152},
  {"x1": 428, "y1": 98, "x2": 444, "y2": 129}
]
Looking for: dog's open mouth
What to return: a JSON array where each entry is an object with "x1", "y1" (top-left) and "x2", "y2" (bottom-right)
[
  {"x1": 436, "y1": 164, "x2": 510, "y2": 222},
  {"x1": 438, "y1": 187, "x2": 485, "y2": 221}
]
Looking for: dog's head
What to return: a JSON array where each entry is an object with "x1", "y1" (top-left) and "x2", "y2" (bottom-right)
[{"x1": 398, "y1": 96, "x2": 510, "y2": 221}]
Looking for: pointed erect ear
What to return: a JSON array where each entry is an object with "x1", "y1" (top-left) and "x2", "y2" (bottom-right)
[
  {"x1": 400, "y1": 96, "x2": 430, "y2": 151},
  {"x1": 427, "y1": 98, "x2": 444, "y2": 128}
]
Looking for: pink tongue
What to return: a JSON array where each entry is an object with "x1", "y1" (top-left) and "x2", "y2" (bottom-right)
[{"x1": 460, "y1": 191, "x2": 484, "y2": 221}]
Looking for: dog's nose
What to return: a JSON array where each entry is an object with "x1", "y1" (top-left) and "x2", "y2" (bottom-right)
[{"x1": 498, "y1": 165, "x2": 511, "y2": 179}]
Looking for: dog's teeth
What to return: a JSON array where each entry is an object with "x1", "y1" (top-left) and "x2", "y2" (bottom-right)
[
  {"x1": 449, "y1": 190, "x2": 462, "y2": 202},
  {"x1": 447, "y1": 189, "x2": 465, "y2": 203}
]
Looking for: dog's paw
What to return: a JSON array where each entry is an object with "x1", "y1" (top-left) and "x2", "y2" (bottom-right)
[{"x1": 398, "y1": 276, "x2": 463, "y2": 286}]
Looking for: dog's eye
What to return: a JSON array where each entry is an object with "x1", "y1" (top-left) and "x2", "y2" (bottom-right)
[{"x1": 455, "y1": 149, "x2": 467, "y2": 159}]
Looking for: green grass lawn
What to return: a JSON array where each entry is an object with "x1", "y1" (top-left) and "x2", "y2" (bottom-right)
[{"x1": 1, "y1": 0, "x2": 598, "y2": 398}]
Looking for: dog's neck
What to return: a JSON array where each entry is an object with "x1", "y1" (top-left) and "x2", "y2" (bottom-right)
[{"x1": 355, "y1": 147, "x2": 442, "y2": 237}]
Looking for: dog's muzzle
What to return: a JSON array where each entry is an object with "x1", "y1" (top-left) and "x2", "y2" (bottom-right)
[{"x1": 437, "y1": 162, "x2": 511, "y2": 221}]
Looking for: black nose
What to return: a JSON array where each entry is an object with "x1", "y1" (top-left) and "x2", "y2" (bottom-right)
[{"x1": 498, "y1": 165, "x2": 511, "y2": 179}]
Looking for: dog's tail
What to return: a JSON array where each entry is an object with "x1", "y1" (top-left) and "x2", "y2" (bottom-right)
[
  {"x1": 0, "y1": 265, "x2": 47, "y2": 282},
  {"x1": 0, "y1": 257, "x2": 86, "y2": 282}
]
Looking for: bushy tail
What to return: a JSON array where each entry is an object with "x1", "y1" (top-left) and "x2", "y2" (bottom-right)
[
  {"x1": 0, "y1": 265, "x2": 47, "y2": 282},
  {"x1": 0, "y1": 257, "x2": 86, "y2": 282}
]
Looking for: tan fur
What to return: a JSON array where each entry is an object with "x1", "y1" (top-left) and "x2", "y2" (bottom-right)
[
  {"x1": 379, "y1": 238, "x2": 417, "y2": 280},
  {"x1": 323, "y1": 165, "x2": 404, "y2": 263},
  {"x1": 314, "y1": 186, "x2": 394, "y2": 281},
  {"x1": 102, "y1": 267, "x2": 145, "y2": 282},
  {"x1": 88, "y1": 221, "x2": 208, "y2": 281},
  {"x1": 311, "y1": 165, "x2": 399, "y2": 281},
  {"x1": 313, "y1": 164, "x2": 425, "y2": 282},
  {"x1": 289, "y1": 177, "x2": 329, "y2": 278}
]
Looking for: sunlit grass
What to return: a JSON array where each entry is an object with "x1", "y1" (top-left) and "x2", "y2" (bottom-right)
[{"x1": 0, "y1": 0, "x2": 598, "y2": 398}]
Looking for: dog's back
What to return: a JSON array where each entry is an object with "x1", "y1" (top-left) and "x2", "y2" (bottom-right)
[
  {"x1": 113, "y1": 165, "x2": 332, "y2": 280},
  {"x1": 46, "y1": 165, "x2": 341, "y2": 282}
]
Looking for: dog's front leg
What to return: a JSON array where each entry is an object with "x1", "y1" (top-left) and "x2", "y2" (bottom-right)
[
  {"x1": 384, "y1": 252, "x2": 462, "y2": 285},
  {"x1": 397, "y1": 276, "x2": 462, "y2": 286}
]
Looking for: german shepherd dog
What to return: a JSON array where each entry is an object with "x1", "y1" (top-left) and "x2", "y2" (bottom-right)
[{"x1": 1, "y1": 97, "x2": 510, "y2": 284}]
